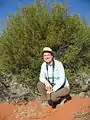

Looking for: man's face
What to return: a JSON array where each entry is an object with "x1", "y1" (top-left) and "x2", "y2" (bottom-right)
[{"x1": 43, "y1": 52, "x2": 53, "y2": 63}]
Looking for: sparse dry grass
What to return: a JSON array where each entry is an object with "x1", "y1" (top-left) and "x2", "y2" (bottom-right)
[{"x1": 74, "y1": 110, "x2": 90, "y2": 120}]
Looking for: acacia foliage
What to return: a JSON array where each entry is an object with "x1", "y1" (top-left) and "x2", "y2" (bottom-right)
[{"x1": 0, "y1": 3, "x2": 90, "y2": 91}]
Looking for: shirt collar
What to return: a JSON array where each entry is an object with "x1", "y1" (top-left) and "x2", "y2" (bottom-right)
[{"x1": 47, "y1": 60, "x2": 53, "y2": 66}]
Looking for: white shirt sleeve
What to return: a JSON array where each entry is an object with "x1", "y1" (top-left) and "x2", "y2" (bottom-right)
[
  {"x1": 53, "y1": 61, "x2": 65, "y2": 92},
  {"x1": 39, "y1": 63, "x2": 47, "y2": 83}
]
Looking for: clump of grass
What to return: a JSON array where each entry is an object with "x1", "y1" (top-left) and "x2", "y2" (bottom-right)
[{"x1": 74, "y1": 110, "x2": 90, "y2": 120}]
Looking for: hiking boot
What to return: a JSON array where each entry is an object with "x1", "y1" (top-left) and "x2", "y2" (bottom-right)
[
  {"x1": 48, "y1": 100, "x2": 57, "y2": 108},
  {"x1": 58, "y1": 95, "x2": 72, "y2": 106},
  {"x1": 51, "y1": 102, "x2": 57, "y2": 108},
  {"x1": 60, "y1": 98, "x2": 67, "y2": 105},
  {"x1": 64, "y1": 95, "x2": 72, "y2": 103}
]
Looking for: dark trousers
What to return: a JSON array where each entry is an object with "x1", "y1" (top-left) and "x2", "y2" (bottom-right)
[{"x1": 37, "y1": 81, "x2": 70, "y2": 102}]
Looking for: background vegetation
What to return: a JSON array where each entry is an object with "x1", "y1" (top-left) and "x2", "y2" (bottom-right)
[{"x1": 0, "y1": 1, "x2": 90, "y2": 102}]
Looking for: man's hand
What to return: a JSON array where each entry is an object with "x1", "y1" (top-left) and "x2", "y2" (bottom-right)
[{"x1": 44, "y1": 80, "x2": 53, "y2": 94}]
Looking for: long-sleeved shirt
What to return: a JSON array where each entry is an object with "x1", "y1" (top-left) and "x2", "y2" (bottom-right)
[{"x1": 39, "y1": 59, "x2": 69, "y2": 92}]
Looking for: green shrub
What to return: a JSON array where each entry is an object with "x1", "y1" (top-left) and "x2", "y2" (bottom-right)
[{"x1": 0, "y1": 2, "x2": 90, "y2": 93}]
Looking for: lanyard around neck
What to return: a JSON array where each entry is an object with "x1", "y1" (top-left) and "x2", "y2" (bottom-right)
[{"x1": 46, "y1": 60, "x2": 55, "y2": 84}]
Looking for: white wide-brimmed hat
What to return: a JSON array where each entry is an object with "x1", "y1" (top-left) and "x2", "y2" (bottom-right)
[{"x1": 43, "y1": 47, "x2": 53, "y2": 55}]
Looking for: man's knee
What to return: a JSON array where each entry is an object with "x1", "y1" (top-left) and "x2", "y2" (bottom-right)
[
  {"x1": 37, "y1": 81, "x2": 45, "y2": 91},
  {"x1": 37, "y1": 81, "x2": 43, "y2": 87},
  {"x1": 59, "y1": 86, "x2": 70, "y2": 96}
]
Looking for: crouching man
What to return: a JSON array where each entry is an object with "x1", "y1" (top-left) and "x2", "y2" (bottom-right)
[{"x1": 37, "y1": 47, "x2": 71, "y2": 108}]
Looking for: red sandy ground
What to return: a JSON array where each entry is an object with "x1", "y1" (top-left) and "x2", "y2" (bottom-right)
[{"x1": 0, "y1": 97, "x2": 90, "y2": 120}]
